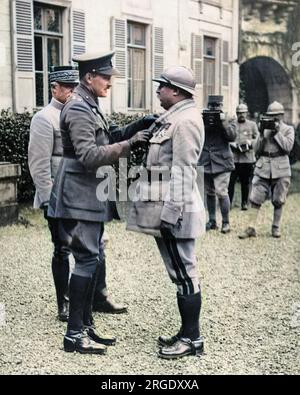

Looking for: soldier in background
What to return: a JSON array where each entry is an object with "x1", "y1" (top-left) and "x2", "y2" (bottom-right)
[
  {"x1": 198, "y1": 95, "x2": 237, "y2": 234},
  {"x1": 239, "y1": 101, "x2": 295, "y2": 239},
  {"x1": 229, "y1": 104, "x2": 258, "y2": 210}
]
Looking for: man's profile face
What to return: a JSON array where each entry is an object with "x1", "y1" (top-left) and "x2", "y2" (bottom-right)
[
  {"x1": 156, "y1": 83, "x2": 176, "y2": 110},
  {"x1": 90, "y1": 74, "x2": 112, "y2": 98},
  {"x1": 51, "y1": 82, "x2": 76, "y2": 104}
]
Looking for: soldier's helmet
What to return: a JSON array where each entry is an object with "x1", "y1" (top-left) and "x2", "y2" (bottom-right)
[
  {"x1": 236, "y1": 103, "x2": 248, "y2": 113},
  {"x1": 153, "y1": 66, "x2": 196, "y2": 95},
  {"x1": 266, "y1": 101, "x2": 285, "y2": 115}
]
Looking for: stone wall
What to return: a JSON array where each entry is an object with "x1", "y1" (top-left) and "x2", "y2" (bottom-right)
[{"x1": 0, "y1": 162, "x2": 21, "y2": 226}]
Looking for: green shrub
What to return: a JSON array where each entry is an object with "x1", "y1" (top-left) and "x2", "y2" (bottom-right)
[{"x1": 0, "y1": 109, "x2": 34, "y2": 202}]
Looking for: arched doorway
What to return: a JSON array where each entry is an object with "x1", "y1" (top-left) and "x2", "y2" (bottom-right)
[{"x1": 240, "y1": 57, "x2": 293, "y2": 122}]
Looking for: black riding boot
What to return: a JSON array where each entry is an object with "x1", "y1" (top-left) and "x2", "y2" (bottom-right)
[
  {"x1": 52, "y1": 256, "x2": 69, "y2": 322},
  {"x1": 158, "y1": 292, "x2": 204, "y2": 359},
  {"x1": 64, "y1": 274, "x2": 106, "y2": 354},
  {"x1": 83, "y1": 267, "x2": 116, "y2": 346},
  {"x1": 93, "y1": 258, "x2": 127, "y2": 314}
]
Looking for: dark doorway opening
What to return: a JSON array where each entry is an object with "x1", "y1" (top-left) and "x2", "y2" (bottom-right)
[{"x1": 240, "y1": 56, "x2": 293, "y2": 122}]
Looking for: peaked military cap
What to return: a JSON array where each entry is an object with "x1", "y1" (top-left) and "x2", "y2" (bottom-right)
[
  {"x1": 208, "y1": 95, "x2": 223, "y2": 105},
  {"x1": 49, "y1": 66, "x2": 79, "y2": 84},
  {"x1": 72, "y1": 51, "x2": 119, "y2": 76}
]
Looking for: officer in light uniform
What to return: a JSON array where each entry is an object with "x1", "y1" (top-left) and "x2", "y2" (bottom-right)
[
  {"x1": 229, "y1": 103, "x2": 259, "y2": 210},
  {"x1": 48, "y1": 52, "x2": 156, "y2": 354},
  {"x1": 127, "y1": 66, "x2": 206, "y2": 359},
  {"x1": 239, "y1": 101, "x2": 295, "y2": 239},
  {"x1": 28, "y1": 66, "x2": 78, "y2": 322}
]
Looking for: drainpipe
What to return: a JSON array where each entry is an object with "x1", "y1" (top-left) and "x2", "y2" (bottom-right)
[{"x1": 10, "y1": 0, "x2": 17, "y2": 113}]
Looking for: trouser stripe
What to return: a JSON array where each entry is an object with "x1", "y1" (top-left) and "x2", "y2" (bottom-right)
[{"x1": 169, "y1": 238, "x2": 195, "y2": 295}]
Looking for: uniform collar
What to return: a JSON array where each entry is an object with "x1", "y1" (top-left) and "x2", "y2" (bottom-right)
[
  {"x1": 76, "y1": 83, "x2": 99, "y2": 108},
  {"x1": 75, "y1": 83, "x2": 109, "y2": 130},
  {"x1": 156, "y1": 99, "x2": 196, "y2": 124},
  {"x1": 50, "y1": 98, "x2": 64, "y2": 111}
]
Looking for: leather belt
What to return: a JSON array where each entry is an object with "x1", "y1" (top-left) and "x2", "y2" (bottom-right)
[{"x1": 260, "y1": 151, "x2": 283, "y2": 158}]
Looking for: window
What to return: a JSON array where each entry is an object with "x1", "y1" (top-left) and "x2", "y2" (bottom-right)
[
  {"x1": 34, "y1": 3, "x2": 63, "y2": 106},
  {"x1": 127, "y1": 22, "x2": 146, "y2": 109},
  {"x1": 203, "y1": 37, "x2": 216, "y2": 105}
]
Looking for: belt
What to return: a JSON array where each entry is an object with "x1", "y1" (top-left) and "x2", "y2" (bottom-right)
[
  {"x1": 63, "y1": 148, "x2": 76, "y2": 159},
  {"x1": 260, "y1": 151, "x2": 283, "y2": 158}
]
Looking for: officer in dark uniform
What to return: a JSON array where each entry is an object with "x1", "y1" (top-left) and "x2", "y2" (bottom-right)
[
  {"x1": 198, "y1": 95, "x2": 236, "y2": 234},
  {"x1": 48, "y1": 51, "x2": 155, "y2": 354}
]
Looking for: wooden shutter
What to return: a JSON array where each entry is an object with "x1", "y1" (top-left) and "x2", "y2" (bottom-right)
[
  {"x1": 222, "y1": 40, "x2": 229, "y2": 87},
  {"x1": 111, "y1": 18, "x2": 127, "y2": 112},
  {"x1": 191, "y1": 34, "x2": 203, "y2": 85},
  {"x1": 72, "y1": 10, "x2": 86, "y2": 57},
  {"x1": 153, "y1": 27, "x2": 164, "y2": 79},
  {"x1": 11, "y1": 0, "x2": 35, "y2": 112}
]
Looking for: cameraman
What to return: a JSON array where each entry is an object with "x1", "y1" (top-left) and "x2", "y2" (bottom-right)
[
  {"x1": 198, "y1": 95, "x2": 237, "y2": 234},
  {"x1": 228, "y1": 104, "x2": 258, "y2": 210},
  {"x1": 239, "y1": 101, "x2": 295, "y2": 239}
]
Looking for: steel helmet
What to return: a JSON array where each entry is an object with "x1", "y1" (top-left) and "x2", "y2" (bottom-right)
[
  {"x1": 153, "y1": 66, "x2": 196, "y2": 95},
  {"x1": 266, "y1": 101, "x2": 284, "y2": 115},
  {"x1": 236, "y1": 103, "x2": 248, "y2": 113}
]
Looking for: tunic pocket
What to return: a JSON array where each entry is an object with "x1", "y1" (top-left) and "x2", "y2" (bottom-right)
[{"x1": 135, "y1": 200, "x2": 163, "y2": 229}]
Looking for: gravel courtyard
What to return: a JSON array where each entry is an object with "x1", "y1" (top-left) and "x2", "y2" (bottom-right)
[{"x1": 0, "y1": 193, "x2": 299, "y2": 375}]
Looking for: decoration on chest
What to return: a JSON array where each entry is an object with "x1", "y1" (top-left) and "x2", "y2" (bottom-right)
[{"x1": 153, "y1": 122, "x2": 172, "y2": 138}]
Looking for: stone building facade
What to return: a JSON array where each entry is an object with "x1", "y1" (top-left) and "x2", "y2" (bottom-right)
[
  {"x1": 240, "y1": 0, "x2": 300, "y2": 124},
  {"x1": 0, "y1": 0, "x2": 239, "y2": 115}
]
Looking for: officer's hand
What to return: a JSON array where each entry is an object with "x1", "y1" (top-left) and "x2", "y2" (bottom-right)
[
  {"x1": 129, "y1": 130, "x2": 152, "y2": 148},
  {"x1": 272, "y1": 122, "x2": 280, "y2": 135},
  {"x1": 142, "y1": 114, "x2": 159, "y2": 128},
  {"x1": 160, "y1": 220, "x2": 176, "y2": 236}
]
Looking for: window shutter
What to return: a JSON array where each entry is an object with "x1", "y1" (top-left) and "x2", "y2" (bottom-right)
[
  {"x1": 72, "y1": 10, "x2": 86, "y2": 57},
  {"x1": 153, "y1": 27, "x2": 164, "y2": 79},
  {"x1": 15, "y1": 0, "x2": 33, "y2": 71},
  {"x1": 191, "y1": 34, "x2": 203, "y2": 85},
  {"x1": 110, "y1": 18, "x2": 127, "y2": 112},
  {"x1": 222, "y1": 40, "x2": 229, "y2": 87},
  {"x1": 11, "y1": 0, "x2": 35, "y2": 112}
]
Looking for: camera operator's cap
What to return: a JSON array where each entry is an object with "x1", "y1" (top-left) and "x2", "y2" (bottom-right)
[
  {"x1": 49, "y1": 66, "x2": 79, "y2": 85},
  {"x1": 72, "y1": 51, "x2": 120, "y2": 76},
  {"x1": 153, "y1": 66, "x2": 196, "y2": 95},
  {"x1": 236, "y1": 103, "x2": 248, "y2": 113},
  {"x1": 208, "y1": 95, "x2": 223, "y2": 105},
  {"x1": 266, "y1": 101, "x2": 284, "y2": 115}
]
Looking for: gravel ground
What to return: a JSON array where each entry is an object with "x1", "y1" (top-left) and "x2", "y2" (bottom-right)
[{"x1": 0, "y1": 193, "x2": 299, "y2": 375}]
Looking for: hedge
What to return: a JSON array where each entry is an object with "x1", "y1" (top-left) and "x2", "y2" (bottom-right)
[
  {"x1": 0, "y1": 109, "x2": 34, "y2": 202},
  {"x1": 0, "y1": 109, "x2": 149, "y2": 202}
]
